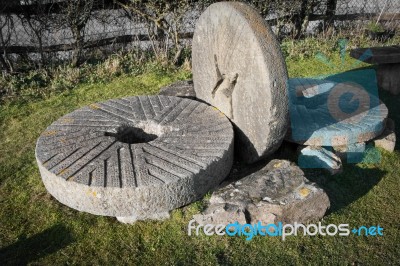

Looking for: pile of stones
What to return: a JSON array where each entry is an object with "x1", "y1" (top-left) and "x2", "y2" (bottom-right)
[{"x1": 35, "y1": 2, "x2": 393, "y2": 225}]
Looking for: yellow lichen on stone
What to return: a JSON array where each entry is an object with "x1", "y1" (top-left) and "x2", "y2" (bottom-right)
[
  {"x1": 89, "y1": 104, "x2": 100, "y2": 110},
  {"x1": 59, "y1": 168, "x2": 69, "y2": 175},
  {"x1": 299, "y1": 187, "x2": 310, "y2": 198},
  {"x1": 212, "y1": 106, "x2": 226, "y2": 117},
  {"x1": 61, "y1": 118, "x2": 74, "y2": 123},
  {"x1": 273, "y1": 162, "x2": 282, "y2": 168},
  {"x1": 86, "y1": 189, "x2": 97, "y2": 197},
  {"x1": 42, "y1": 130, "x2": 58, "y2": 136}
]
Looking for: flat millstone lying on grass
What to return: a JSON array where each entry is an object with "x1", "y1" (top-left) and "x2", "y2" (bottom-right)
[
  {"x1": 35, "y1": 96, "x2": 234, "y2": 222},
  {"x1": 286, "y1": 78, "x2": 388, "y2": 146},
  {"x1": 192, "y1": 2, "x2": 289, "y2": 164},
  {"x1": 193, "y1": 160, "x2": 330, "y2": 225}
]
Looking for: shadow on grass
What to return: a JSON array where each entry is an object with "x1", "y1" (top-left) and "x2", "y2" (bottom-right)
[
  {"x1": 302, "y1": 165, "x2": 385, "y2": 213},
  {"x1": 0, "y1": 224, "x2": 74, "y2": 265},
  {"x1": 222, "y1": 140, "x2": 386, "y2": 215},
  {"x1": 277, "y1": 140, "x2": 386, "y2": 213},
  {"x1": 378, "y1": 90, "x2": 400, "y2": 151}
]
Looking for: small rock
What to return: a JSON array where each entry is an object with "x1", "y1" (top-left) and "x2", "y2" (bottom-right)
[
  {"x1": 374, "y1": 118, "x2": 396, "y2": 152},
  {"x1": 159, "y1": 80, "x2": 196, "y2": 99},
  {"x1": 299, "y1": 146, "x2": 342, "y2": 175},
  {"x1": 117, "y1": 212, "x2": 170, "y2": 224},
  {"x1": 332, "y1": 142, "x2": 367, "y2": 163},
  {"x1": 332, "y1": 144, "x2": 349, "y2": 160},
  {"x1": 346, "y1": 142, "x2": 367, "y2": 164},
  {"x1": 193, "y1": 203, "x2": 247, "y2": 225},
  {"x1": 193, "y1": 160, "x2": 330, "y2": 225},
  {"x1": 263, "y1": 196, "x2": 273, "y2": 203}
]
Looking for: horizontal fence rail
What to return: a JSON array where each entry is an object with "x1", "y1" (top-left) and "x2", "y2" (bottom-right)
[{"x1": 0, "y1": 0, "x2": 399, "y2": 72}]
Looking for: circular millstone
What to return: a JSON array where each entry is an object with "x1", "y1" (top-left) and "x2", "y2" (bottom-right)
[
  {"x1": 35, "y1": 96, "x2": 234, "y2": 220},
  {"x1": 286, "y1": 78, "x2": 388, "y2": 146},
  {"x1": 192, "y1": 2, "x2": 289, "y2": 164}
]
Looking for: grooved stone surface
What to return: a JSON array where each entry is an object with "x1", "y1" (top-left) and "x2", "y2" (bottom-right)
[
  {"x1": 192, "y1": 2, "x2": 289, "y2": 164},
  {"x1": 35, "y1": 96, "x2": 234, "y2": 220},
  {"x1": 286, "y1": 78, "x2": 388, "y2": 146}
]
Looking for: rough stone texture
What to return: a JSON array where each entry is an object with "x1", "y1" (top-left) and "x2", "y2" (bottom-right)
[
  {"x1": 298, "y1": 146, "x2": 342, "y2": 175},
  {"x1": 376, "y1": 64, "x2": 400, "y2": 95},
  {"x1": 350, "y1": 46, "x2": 400, "y2": 95},
  {"x1": 350, "y1": 45, "x2": 400, "y2": 65},
  {"x1": 332, "y1": 144, "x2": 349, "y2": 161},
  {"x1": 332, "y1": 142, "x2": 366, "y2": 161},
  {"x1": 192, "y1": 2, "x2": 289, "y2": 164},
  {"x1": 374, "y1": 118, "x2": 396, "y2": 152},
  {"x1": 158, "y1": 80, "x2": 196, "y2": 99},
  {"x1": 286, "y1": 78, "x2": 388, "y2": 146},
  {"x1": 35, "y1": 96, "x2": 234, "y2": 222},
  {"x1": 193, "y1": 160, "x2": 330, "y2": 225}
]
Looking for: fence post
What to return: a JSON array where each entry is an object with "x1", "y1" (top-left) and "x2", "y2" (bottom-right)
[
  {"x1": 325, "y1": 0, "x2": 337, "y2": 28},
  {"x1": 295, "y1": 0, "x2": 309, "y2": 38}
]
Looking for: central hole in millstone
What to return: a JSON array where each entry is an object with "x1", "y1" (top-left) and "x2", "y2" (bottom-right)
[{"x1": 105, "y1": 124, "x2": 158, "y2": 144}]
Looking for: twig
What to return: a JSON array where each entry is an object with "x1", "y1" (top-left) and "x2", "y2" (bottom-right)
[{"x1": 376, "y1": 0, "x2": 388, "y2": 25}]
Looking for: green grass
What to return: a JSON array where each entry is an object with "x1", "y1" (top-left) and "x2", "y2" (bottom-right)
[{"x1": 1, "y1": 44, "x2": 400, "y2": 265}]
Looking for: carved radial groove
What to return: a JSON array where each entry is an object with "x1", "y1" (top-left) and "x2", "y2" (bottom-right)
[{"x1": 35, "y1": 96, "x2": 234, "y2": 218}]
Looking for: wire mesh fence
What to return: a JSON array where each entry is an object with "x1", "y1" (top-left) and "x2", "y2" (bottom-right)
[{"x1": 0, "y1": 0, "x2": 399, "y2": 72}]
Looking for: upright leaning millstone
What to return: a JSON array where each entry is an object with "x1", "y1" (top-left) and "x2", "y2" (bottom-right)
[
  {"x1": 35, "y1": 96, "x2": 234, "y2": 223},
  {"x1": 192, "y1": 2, "x2": 289, "y2": 164}
]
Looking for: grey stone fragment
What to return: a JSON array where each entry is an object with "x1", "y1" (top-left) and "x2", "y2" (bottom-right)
[
  {"x1": 35, "y1": 96, "x2": 234, "y2": 222},
  {"x1": 376, "y1": 64, "x2": 400, "y2": 95},
  {"x1": 159, "y1": 80, "x2": 196, "y2": 99},
  {"x1": 299, "y1": 146, "x2": 342, "y2": 175},
  {"x1": 192, "y1": 2, "x2": 289, "y2": 164},
  {"x1": 374, "y1": 118, "x2": 396, "y2": 152},
  {"x1": 332, "y1": 142, "x2": 366, "y2": 161},
  {"x1": 332, "y1": 144, "x2": 348, "y2": 160},
  {"x1": 193, "y1": 160, "x2": 330, "y2": 225},
  {"x1": 194, "y1": 203, "x2": 247, "y2": 225}
]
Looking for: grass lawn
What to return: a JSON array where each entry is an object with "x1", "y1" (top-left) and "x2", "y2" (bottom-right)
[{"x1": 1, "y1": 47, "x2": 399, "y2": 265}]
